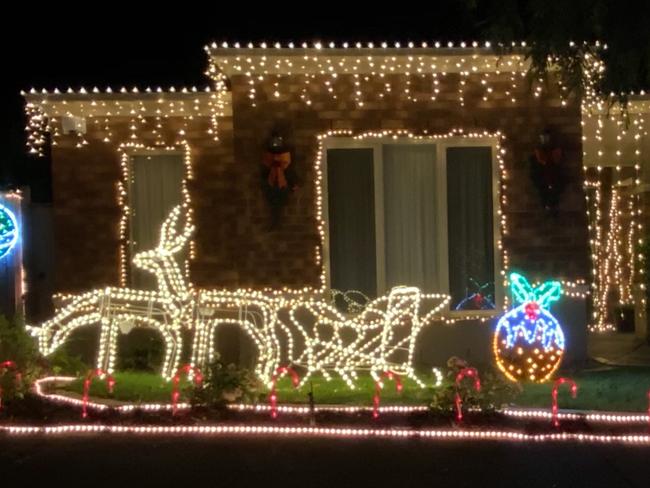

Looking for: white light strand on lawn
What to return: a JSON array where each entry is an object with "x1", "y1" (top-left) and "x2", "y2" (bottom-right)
[{"x1": 3, "y1": 424, "x2": 650, "y2": 446}]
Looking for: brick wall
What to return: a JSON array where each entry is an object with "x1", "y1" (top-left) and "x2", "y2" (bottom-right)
[
  {"x1": 226, "y1": 72, "x2": 588, "y2": 287},
  {"x1": 49, "y1": 71, "x2": 588, "y2": 297}
]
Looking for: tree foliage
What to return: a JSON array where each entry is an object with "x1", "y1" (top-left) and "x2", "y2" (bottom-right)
[{"x1": 461, "y1": 0, "x2": 650, "y2": 101}]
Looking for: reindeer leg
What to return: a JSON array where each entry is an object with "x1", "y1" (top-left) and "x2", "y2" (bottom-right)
[
  {"x1": 190, "y1": 318, "x2": 208, "y2": 372},
  {"x1": 96, "y1": 315, "x2": 119, "y2": 375},
  {"x1": 162, "y1": 327, "x2": 183, "y2": 380}
]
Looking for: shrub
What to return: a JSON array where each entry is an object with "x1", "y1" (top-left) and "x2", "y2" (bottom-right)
[
  {"x1": 0, "y1": 315, "x2": 88, "y2": 403},
  {"x1": 0, "y1": 315, "x2": 43, "y2": 401},
  {"x1": 430, "y1": 356, "x2": 522, "y2": 413},
  {"x1": 190, "y1": 356, "x2": 263, "y2": 408},
  {"x1": 117, "y1": 329, "x2": 164, "y2": 372},
  {"x1": 47, "y1": 348, "x2": 88, "y2": 376}
]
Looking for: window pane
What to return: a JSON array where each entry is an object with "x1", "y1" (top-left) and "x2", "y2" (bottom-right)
[
  {"x1": 446, "y1": 147, "x2": 495, "y2": 310},
  {"x1": 130, "y1": 154, "x2": 184, "y2": 288},
  {"x1": 326, "y1": 148, "x2": 377, "y2": 297},
  {"x1": 383, "y1": 144, "x2": 439, "y2": 293}
]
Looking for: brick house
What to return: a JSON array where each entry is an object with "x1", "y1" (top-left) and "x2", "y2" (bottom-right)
[{"x1": 23, "y1": 43, "x2": 591, "y2": 371}]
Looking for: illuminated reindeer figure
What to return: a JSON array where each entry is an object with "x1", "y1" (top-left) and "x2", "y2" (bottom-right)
[
  {"x1": 29, "y1": 206, "x2": 193, "y2": 379},
  {"x1": 29, "y1": 206, "x2": 282, "y2": 382},
  {"x1": 30, "y1": 206, "x2": 451, "y2": 388},
  {"x1": 190, "y1": 289, "x2": 282, "y2": 383}
]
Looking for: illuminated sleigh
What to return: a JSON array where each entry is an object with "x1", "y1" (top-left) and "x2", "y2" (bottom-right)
[
  {"x1": 273, "y1": 287, "x2": 450, "y2": 387},
  {"x1": 29, "y1": 206, "x2": 450, "y2": 387}
]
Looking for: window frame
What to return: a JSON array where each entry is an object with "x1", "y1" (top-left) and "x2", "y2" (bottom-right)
[
  {"x1": 121, "y1": 146, "x2": 190, "y2": 287},
  {"x1": 321, "y1": 135, "x2": 503, "y2": 317}
]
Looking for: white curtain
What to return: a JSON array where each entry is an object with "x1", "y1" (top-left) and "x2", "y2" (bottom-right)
[
  {"x1": 130, "y1": 154, "x2": 184, "y2": 289},
  {"x1": 383, "y1": 144, "x2": 439, "y2": 293}
]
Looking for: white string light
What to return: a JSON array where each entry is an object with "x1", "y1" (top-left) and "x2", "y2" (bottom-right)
[{"x1": 3, "y1": 423, "x2": 650, "y2": 446}]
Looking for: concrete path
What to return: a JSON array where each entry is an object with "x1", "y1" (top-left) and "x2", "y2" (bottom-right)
[{"x1": 588, "y1": 332, "x2": 650, "y2": 366}]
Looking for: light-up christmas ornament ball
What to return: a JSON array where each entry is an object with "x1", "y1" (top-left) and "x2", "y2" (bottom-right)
[
  {"x1": 0, "y1": 203, "x2": 19, "y2": 259},
  {"x1": 493, "y1": 273, "x2": 565, "y2": 383}
]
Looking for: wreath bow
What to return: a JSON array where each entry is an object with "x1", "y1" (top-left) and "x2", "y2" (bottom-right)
[
  {"x1": 533, "y1": 147, "x2": 562, "y2": 166},
  {"x1": 263, "y1": 151, "x2": 292, "y2": 189}
]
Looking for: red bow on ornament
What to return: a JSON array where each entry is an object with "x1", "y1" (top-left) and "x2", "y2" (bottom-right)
[{"x1": 263, "y1": 151, "x2": 292, "y2": 189}]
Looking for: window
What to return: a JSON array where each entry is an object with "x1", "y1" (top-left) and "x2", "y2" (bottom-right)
[
  {"x1": 129, "y1": 153, "x2": 185, "y2": 288},
  {"x1": 323, "y1": 137, "x2": 500, "y2": 313}
]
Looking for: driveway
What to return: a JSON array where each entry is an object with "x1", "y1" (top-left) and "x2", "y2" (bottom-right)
[{"x1": 2, "y1": 435, "x2": 648, "y2": 487}]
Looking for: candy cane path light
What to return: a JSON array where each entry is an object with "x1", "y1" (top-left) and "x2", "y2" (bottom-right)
[
  {"x1": 373, "y1": 371, "x2": 402, "y2": 419},
  {"x1": 269, "y1": 367, "x2": 300, "y2": 419},
  {"x1": 455, "y1": 367, "x2": 481, "y2": 422},
  {"x1": 647, "y1": 389, "x2": 650, "y2": 431},
  {"x1": 172, "y1": 364, "x2": 202, "y2": 415},
  {"x1": 0, "y1": 361, "x2": 21, "y2": 409},
  {"x1": 82, "y1": 369, "x2": 114, "y2": 419},
  {"x1": 552, "y1": 377, "x2": 578, "y2": 428}
]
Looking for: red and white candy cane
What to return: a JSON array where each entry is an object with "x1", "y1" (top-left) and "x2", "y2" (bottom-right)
[
  {"x1": 269, "y1": 366, "x2": 300, "y2": 419},
  {"x1": 373, "y1": 371, "x2": 403, "y2": 419},
  {"x1": 552, "y1": 377, "x2": 578, "y2": 427},
  {"x1": 647, "y1": 389, "x2": 650, "y2": 431},
  {"x1": 455, "y1": 367, "x2": 481, "y2": 422},
  {"x1": 172, "y1": 364, "x2": 203, "y2": 415},
  {"x1": 82, "y1": 368, "x2": 115, "y2": 419},
  {"x1": 0, "y1": 360, "x2": 22, "y2": 409}
]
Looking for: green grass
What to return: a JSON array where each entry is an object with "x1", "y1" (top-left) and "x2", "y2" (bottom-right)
[
  {"x1": 515, "y1": 367, "x2": 650, "y2": 412},
  {"x1": 62, "y1": 372, "x2": 195, "y2": 403},
  {"x1": 58, "y1": 367, "x2": 650, "y2": 412}
]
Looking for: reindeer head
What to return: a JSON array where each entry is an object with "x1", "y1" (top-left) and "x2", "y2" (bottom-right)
[{"x1": 132, "y1": 205, "x2": 194, "y2": 299}]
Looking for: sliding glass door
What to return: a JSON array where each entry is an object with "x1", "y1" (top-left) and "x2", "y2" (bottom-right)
[{"x1": 325, "y1": 139, "x2": 498, "y2": 312}]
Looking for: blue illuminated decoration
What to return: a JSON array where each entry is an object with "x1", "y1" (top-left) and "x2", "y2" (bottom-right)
[
  {"x1": 0, "y1": 203, "x2": 19, "y2": 259},
  {"x1": 493, "y1": 273, "x2": 565, "y2": 383},
  {"x1": 454, "y1": 279, "x2": 495, "y2": 310}
]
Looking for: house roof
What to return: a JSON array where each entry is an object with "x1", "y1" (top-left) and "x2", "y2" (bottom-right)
[
  {"x1": 206, "y1": 42, "x2": 530, "y2": 77},
  {"x1": 22, "y1": 87, "x2": 230, "y2": 118}
]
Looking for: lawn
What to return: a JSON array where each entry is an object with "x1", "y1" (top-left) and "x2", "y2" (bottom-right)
[{"x1": 59, "y1": 366, "x2": 650, "y2": 412}]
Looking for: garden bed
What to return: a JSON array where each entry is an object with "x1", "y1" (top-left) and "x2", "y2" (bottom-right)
[
  {"x1": 59, "y1": 366, "x2": 650, "y2": 412},
  {"x1": 1, "y1": 390, "x2": 649, "y2": 441}
]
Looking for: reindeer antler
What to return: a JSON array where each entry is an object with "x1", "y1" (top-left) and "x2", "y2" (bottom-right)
[{"x1": 158, "y1": 206, "x2": 195, "y2": 254}]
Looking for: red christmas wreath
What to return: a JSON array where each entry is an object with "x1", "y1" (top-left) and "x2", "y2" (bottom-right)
[{"x1": 261, "y1": 132, "x2": 298, "y2": 227}]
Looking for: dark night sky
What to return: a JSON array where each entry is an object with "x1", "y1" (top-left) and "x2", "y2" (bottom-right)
[
  {"x1": 3, "y1": 6, "x2": 491, "y2": 201},
  {"x1": 6, "y1": 3, "x2": 650, "y2": 201}
]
